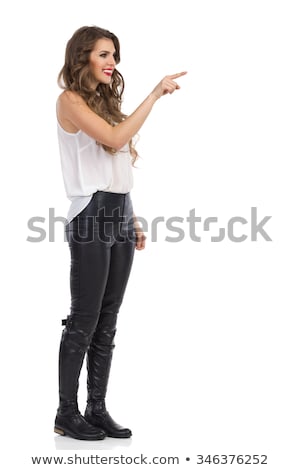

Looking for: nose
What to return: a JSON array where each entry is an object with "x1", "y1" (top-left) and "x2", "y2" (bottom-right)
[{"x1": 108, "y1": 54, "x2": 116, "y2": 66}]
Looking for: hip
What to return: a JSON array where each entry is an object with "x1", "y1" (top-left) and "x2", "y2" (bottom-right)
[{"x1": 65, "y1": 191, "x2": 135, "y2": 244}]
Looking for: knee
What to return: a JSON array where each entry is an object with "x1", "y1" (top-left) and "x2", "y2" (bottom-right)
[
  {"x1": 92, "y1": 325, "x2": 117, "y2": 346},
  {"x1": 61, "y1": 311, "x2": 99, "y2": 348}
]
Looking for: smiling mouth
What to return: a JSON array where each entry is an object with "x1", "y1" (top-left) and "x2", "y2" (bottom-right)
[{"x1": 103, "y1": 69, "x2": 113, "y2": 76}]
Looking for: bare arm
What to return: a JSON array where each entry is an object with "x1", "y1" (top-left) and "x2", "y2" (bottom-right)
[{"x1": 57, "y1": 72, "x2": 187, "y2": 150}]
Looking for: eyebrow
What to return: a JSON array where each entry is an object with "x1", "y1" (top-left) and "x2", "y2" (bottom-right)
[{"x1": 98, "y1": 49, "x2": 116, "y2": 54}]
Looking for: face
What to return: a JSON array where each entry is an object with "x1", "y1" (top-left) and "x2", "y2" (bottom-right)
[{"x1": 89, "y1": 38, "x2": 117, "y2": 87}]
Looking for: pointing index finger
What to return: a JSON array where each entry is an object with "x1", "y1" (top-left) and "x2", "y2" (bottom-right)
[{"x1": 168, "y1": 71, "x2": 188, "y2": 79}]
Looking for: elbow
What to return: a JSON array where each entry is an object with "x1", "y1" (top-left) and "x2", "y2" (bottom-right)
[
  {"x1": 97, "y1": 138, "x2": 125, "y2": 152},
  {"x1": 112, "y1": 136, "x2": 128, "y2": 152},
  {"x1": 113, "y1": 142, "x2": 125, "y2": 152},
  {"x1": 109, "y1": 127, "x2": 128, "y2": 152},
  {"x1": 96, "y1": 127, "x2": 128, "y2": 152}
]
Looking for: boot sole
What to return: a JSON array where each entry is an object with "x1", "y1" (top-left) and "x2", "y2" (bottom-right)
[
  {"x1": 54, "y1": 426, "x2": 106, "y2": 440},
  {"x1": 106, "y1": 431, "x2": 132, "y2": 439},
  {"x1": 54, "y1": 427, "x2": 65, "y2": 436}
]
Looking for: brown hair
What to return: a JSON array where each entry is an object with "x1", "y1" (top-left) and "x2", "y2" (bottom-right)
[{"x1": 58, "y1": 26, "x2": 138, "y2": 164}]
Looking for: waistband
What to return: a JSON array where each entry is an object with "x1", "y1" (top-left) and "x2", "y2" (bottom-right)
[
  {"x1": 92, "y1": 190, "x2": 131, "y2": 201},
  {"x1": 68, "y1": 190, "x2": 133, "y2": 224}
]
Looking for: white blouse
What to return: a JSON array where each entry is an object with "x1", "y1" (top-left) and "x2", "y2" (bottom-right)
[{"x1": 57, "y1": 122, "x2": 134, "y2": 224}]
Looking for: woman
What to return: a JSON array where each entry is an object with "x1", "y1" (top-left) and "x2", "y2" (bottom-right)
[{"x1": 55, "y1": 25, "x2": 186, "y2": 441}]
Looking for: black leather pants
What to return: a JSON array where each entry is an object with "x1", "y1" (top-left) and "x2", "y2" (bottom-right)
[{"x1": 58, "y1": 191, "x2": 136, "y2": 413}]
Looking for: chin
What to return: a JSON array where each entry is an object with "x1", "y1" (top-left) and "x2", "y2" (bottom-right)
[{"x1": 100, "y1": 75, "x2": 112, "y2": 83}]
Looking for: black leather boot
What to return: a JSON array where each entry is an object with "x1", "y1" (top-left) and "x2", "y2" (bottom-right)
[
  {"x1": 84, "y1": 311, "x2": 132, "y2": 438},
  {"x1": 54, "y1": 400, "x2": 106, "y2": 440},
  {"x1": 54, "y1": 316, "x2": 106, "y2": 440},
  {"x1": 85, "y1": 398, "x2": 132, "y2": 438}
]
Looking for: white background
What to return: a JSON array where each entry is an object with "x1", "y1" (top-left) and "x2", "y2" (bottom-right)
[{"x1": 1, "y1": 0, "x2": 299, "y2": 468}]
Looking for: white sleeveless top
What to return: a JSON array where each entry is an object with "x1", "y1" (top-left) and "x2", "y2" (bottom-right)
[{"x1": 57, "y1": 122, "x2": 134, "y2": 224}]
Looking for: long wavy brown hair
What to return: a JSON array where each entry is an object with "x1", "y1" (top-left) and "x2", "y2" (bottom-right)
[{"x1": 58, "y1": 26, "x2": 138, "y2": 165}]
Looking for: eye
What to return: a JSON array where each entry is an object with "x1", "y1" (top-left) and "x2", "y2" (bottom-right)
[{"x1": 100, "y1": 53, "x2": 107, "y2": 58}]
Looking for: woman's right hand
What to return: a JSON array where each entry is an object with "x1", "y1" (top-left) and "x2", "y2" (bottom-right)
[{"x1": 151, "y1": 72, "x2": 187, "y2": 100}]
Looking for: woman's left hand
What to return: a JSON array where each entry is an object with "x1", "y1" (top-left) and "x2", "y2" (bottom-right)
[{"x1": 134, "y1": 226, "x2": 146, "y2": 250}]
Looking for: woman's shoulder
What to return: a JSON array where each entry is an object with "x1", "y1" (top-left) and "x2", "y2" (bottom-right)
[
  {"x1": 56, "y1": 90, "x2": 86, "y2": 133},
  {"x1": 57, "y1": 90, "x2": 85, "y2": 107}
]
